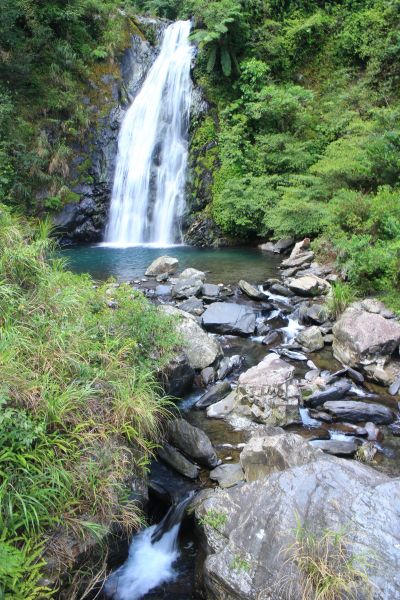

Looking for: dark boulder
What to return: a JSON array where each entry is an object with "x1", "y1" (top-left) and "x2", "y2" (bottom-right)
[
  {"x1": 166, "y1": 419, "x2": 218, "y2": 469},
  {"x1": 202, "y1": 302, "x2": 256, "y2": 336},
  {"x1": 305, "y1": 380, "x2": 352, "y2": 408},
  {"x1": 196, "y1": 381, "x2": 232, "y2": 409},
  {"x1": 158, "y1": 443, "x2": 200, "y2": 479},
  {"x1": 323, "y1": 400, "x2": 395, "y2": 424},
  {"x1": 162, "y1": 354, "x2": 195, "y2": 398}
]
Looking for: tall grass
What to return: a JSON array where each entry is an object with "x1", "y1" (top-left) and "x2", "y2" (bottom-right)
[
  {"x1": 326, "y1": 281, "x2": 357, "y2": 319},
  {"x1": 284, "y1": 520, "x2": 373, "y2": 600},
  {"x1": 0, "y1": 206, "x2": 179, "y2": 598}
]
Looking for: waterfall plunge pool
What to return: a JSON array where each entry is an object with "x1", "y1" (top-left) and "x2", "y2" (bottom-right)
[{"x1": 60, "y1": 244, "x2": 282, "y2": 284}]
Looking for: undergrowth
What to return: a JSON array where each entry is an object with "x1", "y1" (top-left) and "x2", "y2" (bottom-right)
[{"x1": 0, "y1": 206, "x2": 180, "y2": 598}]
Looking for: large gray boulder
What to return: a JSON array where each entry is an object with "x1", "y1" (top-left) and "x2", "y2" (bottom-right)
[
  {"x1": 145, "y1": 255, "x2": 178, "y2": 277},
  {"x1": 332, "y1": 303, "x2": 400, "y2": 376},
  {"x1": 179, "y1": 267, "x2": 206, "y2": 281},
  {"x1": 166, "y1": 418, "x2": 218, "y2": 468},
  {"x1": 195, "y1": 454, "x2": 400, "y2": 599},
  {"x1": 160, "y1": 305, "x2": 222, "y2": 370},
  {"x1": 202, "y1": 302, "x2": 256, "y2": 336},
  {"x1": 296, "y1": 325, "x2": 324, "y2": 352},
  {"x1": 288, "y1": 275, "x2": 330, "y2": 297},
  {"x1": 172, "y1": 277, "x2": 203, "y2": 299},
  {"x1": 240, "y1": 433, "x2": 319, "y2": 482},
  {"x1": 232, "y1": 353, "x2": 300, "y2": 426}
]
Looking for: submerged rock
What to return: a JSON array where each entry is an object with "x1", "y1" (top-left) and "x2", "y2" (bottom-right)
[
  {"x1": 202, "y1": 302, "x2": 256, "y2": 336},
  {"x1": 145, "y1": 256, "x2": 179, "y2": 277},
  {"x1": 179, "y1": 267, "x2": 206, "y2": 281},
  {"x1": 166, "y1": 418, "x2": 218, "y2": 468}
]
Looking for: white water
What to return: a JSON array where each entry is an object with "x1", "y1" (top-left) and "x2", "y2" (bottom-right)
[
  {"x1": 281, "y1": 317, "x2": 303, "y2": 343},
  {"x1": 104, "y1": 524, "x2": 179, "y2": 600},
  {"x1": 104, "y1": 496, "x2": 191, "y2": 600},
  {"x1": 104, "y1": 21, "x2": 193, "y2": 247}
]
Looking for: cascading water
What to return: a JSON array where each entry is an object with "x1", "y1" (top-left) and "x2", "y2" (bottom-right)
[
  {"x1": 103, "y1": 494, "x2": 193, "y2": 600},
  {"x1": 104, "y1": 21, "x2": 193, "y2": 247}
]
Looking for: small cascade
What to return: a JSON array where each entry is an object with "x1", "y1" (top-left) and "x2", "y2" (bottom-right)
[
  {"x1": 104, "y1": 21, "x2": 193, "y2": 247},
  {"x1": 104, "y1": 494, "x2": 193, "y2": 600}
]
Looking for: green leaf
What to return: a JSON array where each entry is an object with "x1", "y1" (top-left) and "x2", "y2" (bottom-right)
[
  {"x1": 220, "y1": 46, "x2": 232, "y2": 76},
  {"x1": 207, "y1": 45, "x2": 217, "y2": 73}
]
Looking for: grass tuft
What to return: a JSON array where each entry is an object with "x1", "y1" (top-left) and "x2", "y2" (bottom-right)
[{"x1": 284, "y1": 520, "x2": 374, "y2": 600}]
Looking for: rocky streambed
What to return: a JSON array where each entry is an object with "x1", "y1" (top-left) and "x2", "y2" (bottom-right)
[{"x1": 101, "y1": 242, "x2": 400, "y2": 600}]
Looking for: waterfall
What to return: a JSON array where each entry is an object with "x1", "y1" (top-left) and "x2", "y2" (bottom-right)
[
  {"x1": 104, "y1": 21, "x2": 193, "y2": 248},
  {"x1": 104, "y1": 494, "x2": 193, "y2": 600}
]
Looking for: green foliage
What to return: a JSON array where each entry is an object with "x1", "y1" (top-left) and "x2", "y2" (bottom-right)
[
  {"x1": 0, "y1": 207, "x2": 179, "y2": 597},
  {"x1": 188, "y1": 0, "x2": 244, "y2": 76},
  {"x1": 326, "y1": 282, "x2": 357, "y2": 319},
  {"x1": 185, "y1": 0, "x2": 400, "y2": 304},
  {"x1": 0, "y1": 0, "x2": 137, "y2": 210},
  {"x1": 199, "y1": 509, "x2": 227, "y2": 532},
  {"x1": 230, "y1": 554, "x2": 251, "y2": 572}
]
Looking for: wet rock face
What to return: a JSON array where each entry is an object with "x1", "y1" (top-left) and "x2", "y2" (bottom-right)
[
  {"x1": 333, "y1": 302, "x2": 400, "y2": 377},
  {"x1": 184, "y1": 214, "x2": 230, "y2": 247},
  {"x1": 196, "y1": 455, "x2": 400, "y2": 600},
  {"x1": 54, "y1": 18, "x2": 169, "y2": 244}
]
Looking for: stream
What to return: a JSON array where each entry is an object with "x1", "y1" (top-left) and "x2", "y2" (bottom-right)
[{"x1": 64, "y1": 244, "x2": 400, "y2": 600}]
